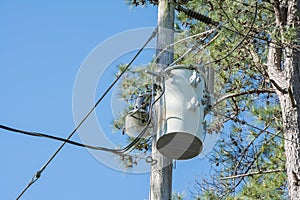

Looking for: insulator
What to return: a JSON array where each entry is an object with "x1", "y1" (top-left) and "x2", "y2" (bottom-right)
[{"x1": 176, "y1": 5, "x2": 218, "y2": 26}]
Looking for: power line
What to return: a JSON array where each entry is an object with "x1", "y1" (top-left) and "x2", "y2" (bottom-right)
[
  {"x1": 170, "y1": 2, "x2": 260, "y2": 67},
  {"x1": 12, "y1": 82, "x2": 162, "y2": 199},
  {"x1": 0, "y1": 124, "x2": 101, "y2": 149},
  {"x1": 16, "y1": 27, "x2": 158, "y2": 200},
  {"x1": 0, "y1": 124, "x2": 140, "y2": 154},
  {"x1": 170, "y1": 30, "x2": 221, "y2": 66},
  {"x1": 177, "y1": 1, "x2": 293, "y2": 51},
  {"x1": 152, "y1": 28, "x2": 216, "y2": 65},
  {"x1": 152, "y1": 1, "x2": 255, "y2": 68},
  {"x1": 173, "y1": 2, "x2": 294, "y2": 145}
]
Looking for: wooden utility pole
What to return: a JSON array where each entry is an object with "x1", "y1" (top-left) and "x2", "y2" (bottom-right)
[{"x1": 150, "y1": 0, "x2": 175, "y2": 200}]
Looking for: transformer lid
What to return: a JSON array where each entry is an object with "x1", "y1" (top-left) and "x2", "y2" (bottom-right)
[{"x1": 156, "y1": 132, "x2": 203, "y2": 160}]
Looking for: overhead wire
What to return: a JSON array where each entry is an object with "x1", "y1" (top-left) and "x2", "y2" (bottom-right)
[
  {"x1": 0, "y1": 124, "x2": 123, "y2": 152},
  {"x1": 152, "y1": 28, "x2": 217, "y2": 65},
  {"x1": 11, "y1": 21, "x2": 188, "y2": 198},
  {"x1": 171, "y1": 0, "x2": 298, "y2": 71},
  {"x1": 170, "y1": 30, "x2": 222, "y2": 66},
  {"x1": 10, "y1": 1, "x2": 283, "y2": 199},
  {"x1": 173, "y1": 2, "x2": 292, "y2": 146},
  {"x1": 12, "y1": 74, "x2": 164, "y2": 200},
  {"x1": 177, "y1": 0, "x2": 286, "y2": 49},
  {"x1": 4, "y1": 82, "x2": 163, "y2": 200},
  {"x1": 138, "y1": 1, "x2": 258, "y2": 71},
  {"x1": 15, "y1": 26, "x2": 158, "y2": 200},
  {"x1": 175, "y1": 1, "x2": 258, "y2": 67},
  {"x1": 165, "y1": 1, "x2": 258, "y2": 67},
  {"x1": 0, "y1": 124, "x2": 145, "y2": 154}
]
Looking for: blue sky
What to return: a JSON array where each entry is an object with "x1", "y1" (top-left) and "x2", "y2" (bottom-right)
[{"x1": 0, "y1": 1, "x2": 212, "y2": 199}]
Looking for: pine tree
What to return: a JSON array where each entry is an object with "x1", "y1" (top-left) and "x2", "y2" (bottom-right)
[
  {"x1": 175, "y1": 0, "x2": 299, "y2": 199},
  {"x1": 120, "y1": 1, "x2": 300, "y2": 199}
]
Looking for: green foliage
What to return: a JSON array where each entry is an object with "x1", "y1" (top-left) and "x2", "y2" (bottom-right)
[
  {"x1": 112, "y1": 64, "x2": 153, "y2": 131},
  {"x1": 175, "y1": 0, "x2": 287, "y2": 199},
  {"x1": 195, "y1": 190, "x2": 222, "y2": 200},
  {"x1": 239, "y1": 172, "x2": 287, "y2": 200},
  {"x1": 124, "y1": 0, "x2": 158, "y2": 7},
  {"x1": 172, "y1": 191, "x2": 185, "y2": 200},
  {"x1": 112, "y1": 63, "x2": 154, "y2": 157},
  {"x1": 120, "y1": 0, "x2": 288, "y2": 198},
  {"x1": 283, "y1": 27, "x2": 298, "y2": 44}
]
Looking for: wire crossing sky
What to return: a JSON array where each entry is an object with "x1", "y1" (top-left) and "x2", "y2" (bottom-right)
[
  {"x1": 0, "y1": 2, "x2": 211, "y2": 200},
  {"x1": 15, "y1": 27, "x2": 159, "y2": 200}
]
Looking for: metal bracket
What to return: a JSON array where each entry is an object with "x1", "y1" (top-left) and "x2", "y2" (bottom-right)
[{"x1": 189, "y1": 70, "x2": 201, "y2": 87}]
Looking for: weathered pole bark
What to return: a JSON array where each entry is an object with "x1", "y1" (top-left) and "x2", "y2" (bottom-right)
[
  {"x1": 149, "y1": 0, "x2": 174, "y2": 200},
  {"x1": 267, "y1": 1, "x2": 300, "y2": 199}
]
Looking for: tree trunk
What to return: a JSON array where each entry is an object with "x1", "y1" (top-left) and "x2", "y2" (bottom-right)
[
  {"x1": 267, "y1": 1, "x2": 300, "y2": 199},
  {"x1": 275, "y1": 76, "x2": 300, "y2": 200}
]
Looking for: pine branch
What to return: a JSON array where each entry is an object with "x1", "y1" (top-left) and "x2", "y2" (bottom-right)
[
  {"x1": 220, "y1": 169, "x2": 285, "y2": 180},
  {"x1": 215, "y1": 88, "x2": 275, "y2": 105},
  {"x1": 233, "y1": 125, "x2": 270, "y2": 176}
]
